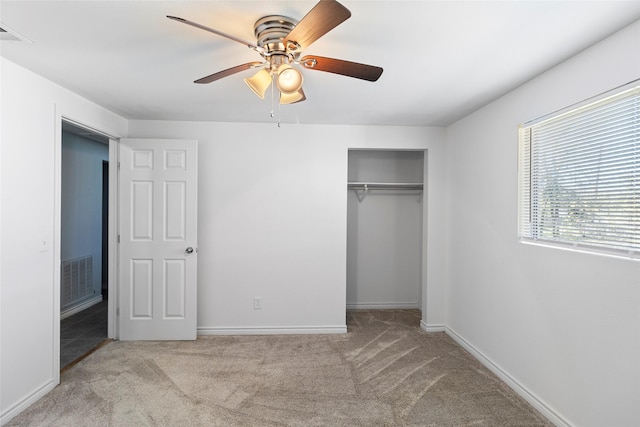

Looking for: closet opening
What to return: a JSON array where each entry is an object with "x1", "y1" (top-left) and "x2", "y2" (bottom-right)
[{"x1": 346, "y1": 149, "x2": 425, "y2": 312}]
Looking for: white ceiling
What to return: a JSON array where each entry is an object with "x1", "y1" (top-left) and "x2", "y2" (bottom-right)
[{"x1": 2, "y1": 1, "x2": 640, "y2": 127}]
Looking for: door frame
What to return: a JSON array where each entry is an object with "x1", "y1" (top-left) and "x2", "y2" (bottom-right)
[{"x1": 54, "y1": 111, "x2": 121, "y2": 382}]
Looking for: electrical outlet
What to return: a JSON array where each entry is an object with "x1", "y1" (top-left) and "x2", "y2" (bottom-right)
[{"x1": 253, "y1": 297, "x2": 263, "y2": 310}]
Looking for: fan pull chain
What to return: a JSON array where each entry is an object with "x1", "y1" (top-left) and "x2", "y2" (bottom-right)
[
  {"x1": 268, "y1": 74, "x2": 281, "y2": 127},
  {"x1": 270, "y1": 74, "x2": 275, "y2": 118}
]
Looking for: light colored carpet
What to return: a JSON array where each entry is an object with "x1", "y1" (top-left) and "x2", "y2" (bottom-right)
[{"x1": 8, "y1": 310, "x2": 552, "y2": 426}]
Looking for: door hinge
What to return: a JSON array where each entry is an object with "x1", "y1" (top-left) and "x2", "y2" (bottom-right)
[
  {"x1": 116, "y1": 307, "x2": 120, "y2": 316},
  {"x1": 117, "y1": 235, "x2": 120, "y2": 243},
  {"x1": 117, "y1": 161, "x2": 121, "y2": 170}
]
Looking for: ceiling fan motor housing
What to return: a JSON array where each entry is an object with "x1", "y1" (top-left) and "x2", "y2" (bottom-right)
[{"x1": 254, "y1": 15, "x2": 299, "y2": 60}]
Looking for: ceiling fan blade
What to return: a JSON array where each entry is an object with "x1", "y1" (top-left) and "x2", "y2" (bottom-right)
[
  {"x1": 300, "y1": 56, "x2": 383, "y2": 82},
  {"x1": 167, "y1": 15, "x2": 264, "y2": 53},
  {"x1": 283, "y1": 0, "x2": 351, "y2": 52},
  {"x1": 194, "y1": 62, "x2": 264, "y2": 84}
]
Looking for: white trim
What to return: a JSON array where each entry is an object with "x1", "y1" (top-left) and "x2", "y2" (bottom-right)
[
  {"x1": 520, "y1": 239, "x2": 640, "y2": 262},
  {"x1": 438, "y1": 325, "x2": 572, "y2": 427},
  {"x1": 53, "y1": 107, "x2": 63, "y2": 387},
  {"x1": 60, "y1": 295, "x2": 103, "y2": 320},
  {"x1": 420, "y1": 321, "x2": 445, "y2": 333},
  {"x1": 198, "y1": 325, "x2": 347, "y2": 336},
  {"x1": 60, "y1": 116, "x2": 120, "y2": 141},
  {"x1": 346, "y1": 302, "x2": 420, "y2": 310},
  {"x1": 0, "y1": 380, "x2": 56, "y2": 425},
  {"x1": 107, "y1": 138, "x2": 118, "y2": 339}
]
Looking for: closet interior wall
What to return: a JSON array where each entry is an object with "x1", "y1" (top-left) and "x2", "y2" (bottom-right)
[{"x1": 346, "y1": 150, "x2": 425, "y2": 310}]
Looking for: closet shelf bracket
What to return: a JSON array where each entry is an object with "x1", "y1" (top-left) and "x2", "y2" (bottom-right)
[{"x1": 355, "y1": 185, "x2": 368, "y2": 202}]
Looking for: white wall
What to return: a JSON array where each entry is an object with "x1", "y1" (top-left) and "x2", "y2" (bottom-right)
[
  {"x1": 0, "y1": 57, "x2": 127, "y2": 423},
  {"x1": 347, "y1": 191, "x2": 423, "y2": 307},
  {"x1": 445, "y1": 20, "x2": 640, "y2": 427},
  {"x1": 127, "y1": 121, "x2": 446, "y2": 333}
]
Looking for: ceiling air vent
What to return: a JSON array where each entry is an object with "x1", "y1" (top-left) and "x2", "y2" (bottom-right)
[{"x1": 0, "y1": 24, "x2": 30, "y2": 42}]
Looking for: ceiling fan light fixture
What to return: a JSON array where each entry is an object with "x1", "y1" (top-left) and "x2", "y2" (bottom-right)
[
  {"x1": 244, "y1": 69, "x2": 272, "y2": 99},
  {"x1": 280, "y1": 89, "x2": 306, "y2": 104},
  {"x1": 276, "y1": 65, "x2": 303, "y2": 94}
]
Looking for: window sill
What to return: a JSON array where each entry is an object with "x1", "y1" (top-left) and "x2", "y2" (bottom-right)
[{"x1": 519, "y1": 238, "x2": 640, "y2": 262}]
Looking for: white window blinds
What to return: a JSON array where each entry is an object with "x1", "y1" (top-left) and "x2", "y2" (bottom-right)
[{"x1": 518, "y1": 84, "x2": 640, "y2": 258}]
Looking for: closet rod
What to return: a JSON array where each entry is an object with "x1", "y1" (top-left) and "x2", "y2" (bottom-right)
[{"x1": 347, "y1": 182, "x2": 423, "y2": 191}]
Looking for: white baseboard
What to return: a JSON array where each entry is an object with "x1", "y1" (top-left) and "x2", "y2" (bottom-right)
[
  {"x1": 60, "y1": 295, "x2": 103, "y2": 320},
  {"x1": 346, "y1": 302, "x2": 420, "y2": 310},
  {"x1": 429, "y1": 324, "x2": 571, "y2": 427},
  {"x1": 0, "y1": 380, "x2": 57, "y2": 425},
  {"x1": 198, "y1": 325, "x2": 347, "y2": 336},
  {"x1": 419, "y1": 320, "x2": 445, "y2": 332}
]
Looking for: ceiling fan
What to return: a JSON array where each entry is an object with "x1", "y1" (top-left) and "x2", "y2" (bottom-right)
[{"x1": 167, "y1": 0, "x2": 383, "y2": 105}]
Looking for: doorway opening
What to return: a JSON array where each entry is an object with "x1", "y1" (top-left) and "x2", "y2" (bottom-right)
[{"x1": 60, "y1": 120, "x2": 111, "y2": 370}]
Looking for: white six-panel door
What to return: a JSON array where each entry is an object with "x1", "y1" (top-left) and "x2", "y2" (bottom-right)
[{"x1": 119, "y1": 139, "x2": 197, "y2": 340}]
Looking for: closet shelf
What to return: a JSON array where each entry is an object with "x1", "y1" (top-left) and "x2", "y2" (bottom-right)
[{"x1": 347, "y1": 182, "x2": 424, "y2": 202}]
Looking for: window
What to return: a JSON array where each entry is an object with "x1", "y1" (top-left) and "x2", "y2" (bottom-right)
[{"x1": 518, "y1": 83, "x2": 640, "y2": 258}]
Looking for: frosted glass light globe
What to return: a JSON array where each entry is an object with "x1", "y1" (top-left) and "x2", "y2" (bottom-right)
[{"x1": 276, "y1": 66, "x2": 303, "y2": 94}]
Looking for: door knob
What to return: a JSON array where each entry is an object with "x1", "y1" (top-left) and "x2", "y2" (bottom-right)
[{"x1": 185, "y1": 247, "x2": 195, "y2": 254}]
